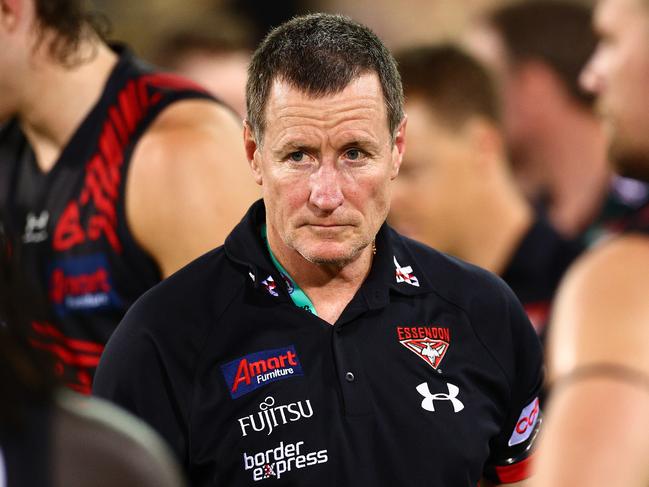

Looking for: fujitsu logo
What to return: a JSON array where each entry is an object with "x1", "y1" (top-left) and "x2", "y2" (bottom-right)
[
  {"x1": 416, "y1": 382, "x2": 465, "y2": 413},
  {"x1": 238, "y1": 396, "x2": 314, "y2": 437}
]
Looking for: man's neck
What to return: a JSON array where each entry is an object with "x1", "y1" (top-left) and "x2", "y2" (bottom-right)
[
  {"x1": 524, "y1": 106, "x2": 611, "y2": 237},
  {"x1": 456, "y1": 170, "x2": 534, "y2": 276},
  {"x1": 266, "y1": 225, "x2": 374, "y2": 325},
  {"x1": 18, "y1": 39, "x2": 118, "y2": 173}
]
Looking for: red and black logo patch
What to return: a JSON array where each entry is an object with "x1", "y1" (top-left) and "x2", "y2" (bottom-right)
[{"x1": 397, "y1": 326, "x2": 450, "y2": 370}]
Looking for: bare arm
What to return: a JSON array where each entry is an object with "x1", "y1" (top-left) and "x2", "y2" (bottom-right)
[
  {"x1": 126, "y1": 99, "x2": 260, "y2": 277},
  {"x1": 530, "y1": 235, "x2": 649, "y2": 487}
]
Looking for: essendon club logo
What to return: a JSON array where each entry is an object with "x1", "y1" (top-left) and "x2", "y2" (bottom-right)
[
  {"x1": 221, "y1": 346, "x2": 304, "y2": 399},
  {"x1": 397, "y1": 326, "x2": 450, "y2": 370}
]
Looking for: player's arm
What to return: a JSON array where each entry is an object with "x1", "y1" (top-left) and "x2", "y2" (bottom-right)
[
  {"x1": 126, "y1": 99, "x2": 259, "y2": 278},
  {"x1": 529, "y1": 235, "x2": 649, "y2": 487},
  {"x1": 479, "y1": 276, "x2": 544, "y2": 486}
]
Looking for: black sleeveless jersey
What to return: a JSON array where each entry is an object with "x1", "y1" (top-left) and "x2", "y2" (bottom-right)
[
  {"x1": 502, "y1": 217, "x2": 584, "y2": 336},
  {"x1": 581, "y1": 175, "x2": 649, "y2": 245},
  {"x1": 0, "y1": 46, "x2": 214, "y2": 394}
]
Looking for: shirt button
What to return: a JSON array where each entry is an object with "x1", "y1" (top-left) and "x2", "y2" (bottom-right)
[{"x1": 345, "y1": 372, "x2": 355, "y2": 382}]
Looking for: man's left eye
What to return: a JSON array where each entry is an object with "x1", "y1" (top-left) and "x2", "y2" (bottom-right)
[
  {"x1": 289, "y1": 151, "x2": 306, "y2": 162},
  {"x1": 345, "y1": 149, "x2": 363, "y2": 160}
]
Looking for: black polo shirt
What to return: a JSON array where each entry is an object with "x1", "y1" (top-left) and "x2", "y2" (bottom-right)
[
  {"x1": 94, "y1": 200, "x2": 543, "y2": 486},
  {"x1": 502, "y1": 216, "x2": 584, "y2": 335}
]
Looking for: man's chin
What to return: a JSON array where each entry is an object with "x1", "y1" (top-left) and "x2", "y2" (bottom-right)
[
  {"x1": 301, "y1": 249, "x2": 358, "y2": 267},
  {"x1": 296, "y1": 241, "x2": 368, "y2": 267}
]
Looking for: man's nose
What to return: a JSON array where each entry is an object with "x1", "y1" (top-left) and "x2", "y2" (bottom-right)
[
  {"x1": 308, "y1": 163, "x2": 344, "y2": 213},
  {"x1": 579, "y1": 48, "x2": 604, "y2": 95}
]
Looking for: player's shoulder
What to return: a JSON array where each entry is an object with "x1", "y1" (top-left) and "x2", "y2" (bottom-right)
[
  {"x1": 127, "y1": 97, "x2": 246, "y2": 202},
  {"x1": 143, "y1": 244, "x2": 239, "y2": 302},
  {"x1": 558, "y1": 232, "x2": 649, "y2": 313},
  {"x1": 568, "y1": 232, "x2": 649, "y2": 283},
  {"x1": 550, "y1": 233, "x2": 649, "y2": 376},
  {"x1": 395, "y1": 229, "x2": 514, "y2": 310},
  {"x1": 134, "y1": 98, "x2": 241, "y2": 157},
  {"x1": 122, "y1": 245, "x2": 245, "y2": 336},
  {"x1": 149, "y1": 96, "x2": 240, "y2": 133},
  {"x1": 396, "y1": 230, "x2": 535, "y2": 377}
]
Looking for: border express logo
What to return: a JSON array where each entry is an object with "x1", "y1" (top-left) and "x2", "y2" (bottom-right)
[
  {"x1": 243, "y1": 440, "x2": 328, "y2": 482},
  {"x1": 221, "y1": 346, "x2": 304, "y2": 399},
  {"x1": 397, "y1": 326, "x2": 450, "y2": 370}
]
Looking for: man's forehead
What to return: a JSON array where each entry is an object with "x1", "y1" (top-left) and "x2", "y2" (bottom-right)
[
  {"x1": 263, "y1": 74, "x2": 389, "y2": 137},
  {"x1": 595, "y1": 0, "x2": 643, "y2": 30},
  {"x1": 266, "y1": 74, "x2": 385, "y2": 115}
]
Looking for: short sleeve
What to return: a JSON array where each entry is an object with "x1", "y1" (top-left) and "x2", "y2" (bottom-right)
[
  {"x1": 482, "y1": 283, "x2": 544, "y2": 484},
  {"x1": 92, "y1": 294, "x2": 191, "y2": 464}
]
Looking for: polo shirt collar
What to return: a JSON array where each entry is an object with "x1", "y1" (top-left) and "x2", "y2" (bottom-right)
[{"x1": 224, "y1": 199, "x2": 433, "y2": 308}]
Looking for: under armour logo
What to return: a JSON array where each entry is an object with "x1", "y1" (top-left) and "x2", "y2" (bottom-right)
[
  {"x1": 394, "y1": 256, "x2": 420, "y2": 287},
  {"x1": 23, "y1": 211, "x2": 49, "y2": 243},
  {"x1": 416, "y1": 382, "x2": 464, "y2": 413}
]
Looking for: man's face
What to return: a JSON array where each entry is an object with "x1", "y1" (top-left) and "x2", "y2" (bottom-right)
[
  {"x1": 246, "y1": 73, "x2": 405, "y2": 266},
  {"x1": 390, "y1": 98, "x2": 479, "y2": 253},
  {"x1": 0, "y1": 0, "x2": 35, "y2": 121},
  {"x1": 581, "y1": 0, "x2": 649, "y2": 179},
  {"x1": 173, "y1": 50, "x2": 250, "y2": 118},
  {"x1": 464, "y1": 24, "x2": 545, "y2": 196}
]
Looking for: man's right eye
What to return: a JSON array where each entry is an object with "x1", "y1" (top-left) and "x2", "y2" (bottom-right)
[{"x1": 289, "y1": 151, "x2": 305, "y2": 162}]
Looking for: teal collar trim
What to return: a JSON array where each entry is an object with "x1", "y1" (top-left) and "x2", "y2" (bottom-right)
[{"x1": 261, "y1": 225, "x2": 317, "y2": 316}]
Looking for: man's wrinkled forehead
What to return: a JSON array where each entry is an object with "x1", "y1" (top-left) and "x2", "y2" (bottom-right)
[
  {"x1": 595, "y1": 0, "x2": 649, "y2": 31},
  {"x1": 263, "y1": 74, "x2": 390, "y2": 131}
]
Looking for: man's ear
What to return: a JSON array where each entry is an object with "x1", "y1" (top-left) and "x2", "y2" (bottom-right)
[
  {"x1": 243, "y1": 121, "x2": 263, "y2": 186},
  {"x1": 391, "y1": 115, "x2": 407, "y2": 179},
  {"x1": 0, "y1": 0, "x2": 23, "y2": 32},
  {"x1": 464, "y1": 116, "x2": 505, "y2": 175}
]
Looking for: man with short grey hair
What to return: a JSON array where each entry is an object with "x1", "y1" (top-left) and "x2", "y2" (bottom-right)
[{"x1": 95, "y1": 13, "x2": 542, "y2": 486}]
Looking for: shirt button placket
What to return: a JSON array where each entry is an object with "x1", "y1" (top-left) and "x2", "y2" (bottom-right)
[{"x1": 332, "y1": 325, "x2": 373, "y2": 416}]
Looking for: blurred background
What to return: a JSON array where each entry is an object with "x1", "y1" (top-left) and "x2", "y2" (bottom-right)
[{"x1": 92, "y1": 0, "x2": 594, "y2": 60}]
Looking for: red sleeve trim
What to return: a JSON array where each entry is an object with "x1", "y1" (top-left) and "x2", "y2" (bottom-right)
[{"x1": 494, "y1": 453, "x2": 535, "y2": 483}]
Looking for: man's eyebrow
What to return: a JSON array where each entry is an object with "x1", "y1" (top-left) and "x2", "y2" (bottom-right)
[
  {"x1": 341, "y1": 138, "x2": 379, "y2": 148},
  {"x1": 271, "y1": 141, "x2": 316, "y2": 156}
]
